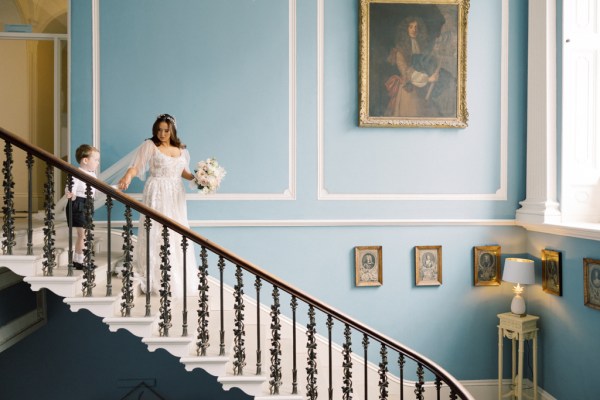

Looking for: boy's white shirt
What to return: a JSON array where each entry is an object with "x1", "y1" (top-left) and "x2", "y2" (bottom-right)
[{"x1": 66, "y1": 167, "x2": 98, "y2": 198}]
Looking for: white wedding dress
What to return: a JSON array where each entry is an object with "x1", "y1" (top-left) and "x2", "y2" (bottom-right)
[{"x1": 130, "y1": 140, "x2": 199, "y2": 300}]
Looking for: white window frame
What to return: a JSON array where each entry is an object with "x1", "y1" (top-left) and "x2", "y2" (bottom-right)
[{"x1": 516, "y1": 0, "x2": 600, "y2": 241}]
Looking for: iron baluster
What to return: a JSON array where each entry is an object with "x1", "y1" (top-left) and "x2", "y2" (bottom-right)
[
  {"x1": 342, "y1": 324, "x2": 353, "y2": 400},
  {"x1": 120, "y1": 205, "x2": 135, "y2": 317},
  {"x1": 1, "y1": 142, "x2": 15, "y2": 255},
  {"x1": 158, "y1": 225, "x2": 173, "y2": 337},
  {"x1": 327, "y1": 314, "x2": 333, "y2": 400},
  {"x1": 82, "y1": 183, "x2": 96, "y2": 297},
  {"x1": 144, "y1": 216, "x2": 152, "y2": 317},
  {"x1": 379, "y1": 343, "x2": 389, "y2": 400},
  {"x1": 269, "y1": 286, "x2": 282, "y2": 394},
  {"x1": 415, "y1": 363, "x2": 425, "y2": 400},
  {"x1": 306, "y1": 305, "x2": 318, "y2": 400},
  {"x1": 232, "y1": 265, "x2": 246, "y2": 375},
  {"x1": 66, "y1": 174, "x2": 74, "y2": 276},
  {"x1": 181, "y1": 236, "x2": 188, "y2": 336},
  {"x1": 42, "y1": 162, "x2": 56, "y2": 276},
  {"x1": 255, "y1": 277, "x2": 262, "y2": 375},
  {"x1": 449, "y1": 389, "x2": 458, "y2": 400},
  {"x1": 290, "y1": 295, "x2": 298, "y2": 394},
  {"x1": 196, "y1": 245, "x2": 210, "y2": 356},
  {"x1": 218, "y1": 256, "x2": 226, "y2": 356},
  {"x1": 398, "y1": 353, "x2": 405, "y2": 400},
  {"x1": 105, "y1": 194, "x2": 113, "y2": 296},
  {"x1": 435, "y1": 376, "x2": 441, "y2": 400},
  {"x1": 26, "y1": 153, "x2": 33, "y2": 255},
  {"x1": 362, "y1": 334, "x2": 369, "y2": 400}
]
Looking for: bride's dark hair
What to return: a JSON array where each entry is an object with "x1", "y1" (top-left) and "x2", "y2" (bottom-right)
[{"x1": 150, "y1": 113, "x2": 184, "y2": 148}]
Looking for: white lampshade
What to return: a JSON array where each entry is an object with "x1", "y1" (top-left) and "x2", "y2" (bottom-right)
[
  {"x1": 503, "y1": 258, "x2": 535, "y2": 316},
  {"x1": 503, "y1": 258, "x2": 535, "y2": 285}
]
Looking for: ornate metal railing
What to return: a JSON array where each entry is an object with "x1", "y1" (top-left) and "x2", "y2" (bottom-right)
[{"x1": 0, "y1": 126, "x2": 475, "y2": 400}]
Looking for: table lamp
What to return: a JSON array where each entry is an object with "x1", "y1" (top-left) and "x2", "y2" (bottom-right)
[{"x1": 502, "y1": 258, "x2": 535, "y2": 316}]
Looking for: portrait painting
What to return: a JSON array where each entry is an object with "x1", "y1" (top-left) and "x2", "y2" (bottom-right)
[
  {"x1": 583, "y1": 258, "x2": 600, "y2": 311},
  {"x1": 542, "y1": 249, "x2": 562, "y2": 296},
  {"x1": 355, "y1": 246, "x2": 383, "y2": 286},
  {"x1": 359, "y1": 0, "x2": 469, "y2": 128},
  {"x1": 415, "y1": 245, "x2": 442, "y2": 286},
  {"x1": 473, "y1": 245, "x2": 501, "y2": 286}
]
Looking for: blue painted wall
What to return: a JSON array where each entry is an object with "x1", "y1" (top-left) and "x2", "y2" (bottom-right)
[{"x1": 61, "y1": 0, "x2": 599, "y2": 399}]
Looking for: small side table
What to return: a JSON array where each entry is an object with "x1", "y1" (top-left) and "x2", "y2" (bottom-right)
[{"x1": 497, "y1": 312, "x2": 539, "y2": 400}]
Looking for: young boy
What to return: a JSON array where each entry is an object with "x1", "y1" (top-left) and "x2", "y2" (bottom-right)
[{"x1": 65, "y1": 144, "x2": 100, "y2": 270}]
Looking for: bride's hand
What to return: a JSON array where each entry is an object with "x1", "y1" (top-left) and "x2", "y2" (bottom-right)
[{"x1": 118, "y1": 177, "x2": 130, "y2": 190}]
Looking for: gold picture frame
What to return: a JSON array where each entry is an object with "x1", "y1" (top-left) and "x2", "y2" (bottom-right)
[
  {"x1": 359, "y1": 0, "x2": 469, "y2": 128},
  {"x1": 355, "y1": 246, "x2": 383, "y2": 286},
  {"x1": 542, "y1": 249, "x2": 562, "y2": 296},
  {"x1": 583, "y1": 258, "x2": 600, "y2": 310},
  {"x1": 415, "y1": 245, "x2": 442, "y2": 286},
  {"x1": 473, "y1": 245, "x2": 501, "y2": 286}
]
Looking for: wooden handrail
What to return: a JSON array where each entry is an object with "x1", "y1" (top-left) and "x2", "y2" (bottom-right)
[{"x1": 0, "y1": 126, "x2": 475, "y2": 398}]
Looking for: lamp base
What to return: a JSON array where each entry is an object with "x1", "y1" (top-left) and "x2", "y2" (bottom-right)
[{"x1": 510, "y1": 293, "x2": 527, "y2": 317}]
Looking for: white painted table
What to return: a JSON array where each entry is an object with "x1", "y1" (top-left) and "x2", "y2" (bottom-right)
[{"x1": 497, "y1": 312, "x2": 538, "y2": 400}]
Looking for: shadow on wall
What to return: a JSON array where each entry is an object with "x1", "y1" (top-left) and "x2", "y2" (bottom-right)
[{"x1": 0, "y1": 291, "x2": 251, "y2": 400}]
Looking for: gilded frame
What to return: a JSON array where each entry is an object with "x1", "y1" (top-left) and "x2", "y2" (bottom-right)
[
  {"x1": 359, "y1": 0, "x2": 470, "y2": 128},
  {"x1": 355, "y1": 246, "x2": 383, "y2": 286},
  {"x1": 473, "y1": 245, "x2": 501, "y2": 286},
  {"x1": 542, "y1": 249, "x2": 562, "y2": 296},
  {"x1": 583, "y1": 258, "x2": 600, "y2": 311},
  {"x1": 415, "y1": 245, "x2": 442, "y2": 286}
]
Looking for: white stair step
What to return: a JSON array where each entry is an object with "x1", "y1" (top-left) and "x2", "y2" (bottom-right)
[
  {"x1": 218, "y1": 374, "x2": 267, "y2": 396},
  {"x1": 24, "y1": 274, "x2": 81, "y2": 297},
  {"x1": 180, "y1": 355, "x2": 229, "y2": 376},
  {"x1": 142, "y1": 336, "x2": 194, "y2": 358},
  {"x1": 0, "y1": 254, "x2": 42, "y2": 276},
  {"x1": 64, "y1": 295, "x2": 119, "y2": 318},
  {"x1": 103, "y1": 316, "x2": 156, "y2": 337}
]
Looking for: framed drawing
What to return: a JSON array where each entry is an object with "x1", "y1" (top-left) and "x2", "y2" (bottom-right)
[
  {"x1": 542, "y1": 249, "x2": 562, "y2": 296},
  {"x1": 359, "y1": 0, "x2": 469, "y2": 128},
  {"x1": 473, "y1": 245, "x2": 501, "y2": 286},
  {"x1": 415, "y1": 245, "x2": 442, "y2": 286},
  {"x1": 584, "y1": 258, "x2": 600, "y2": 311},
  {"x1": 355, "y1": 246, "x2": 383, "y2": 286}
]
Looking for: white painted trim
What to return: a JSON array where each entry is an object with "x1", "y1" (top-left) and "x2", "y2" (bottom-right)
[
  {"x1": 0, "y1": 32, "x2": 67, "y2": 40},
  {"x1": 317, "y1": 0, "x2": 509, "y2": 201},
  {"x1": 89, "y1": 1, "x2": 297, "y2": 201},
  {"x1": 92, "y1": 0, "x2": 100, "y2": 150},
  {"x1": 96, "y1": 219, "x2": 517, "y2": 228}
]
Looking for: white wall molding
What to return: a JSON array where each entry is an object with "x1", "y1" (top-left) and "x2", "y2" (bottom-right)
[
  {"x1": 317, "y1": 0, "x2": 509, "y2": 201},
  {"x1": 96, "y1": 218, "x2": 516, "y2": 228},
  {"x1": 91, "y1": 1, "x2": 297, "y2": 201}
]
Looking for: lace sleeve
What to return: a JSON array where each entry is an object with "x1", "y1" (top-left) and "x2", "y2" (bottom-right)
[
  {"x1": 182, "y1": 148, "x2": 191, "y2": 174},
  {"x1": 129, "y1": 140, "x2": 155, "y2": 181}
]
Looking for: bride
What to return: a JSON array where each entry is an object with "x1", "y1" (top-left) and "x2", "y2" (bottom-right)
[{"x1": 117, "y1": 113, "x2": 198, "y2": 300}]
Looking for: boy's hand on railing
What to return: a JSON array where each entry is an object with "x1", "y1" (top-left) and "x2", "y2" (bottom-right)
[{"x1": 66, "y1": 191, "x2": 74, "y2": 199}]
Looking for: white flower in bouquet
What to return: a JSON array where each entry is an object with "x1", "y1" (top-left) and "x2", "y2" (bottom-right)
[{"x1": 194, "y1": 158, "x2": 226, "y2": 194}]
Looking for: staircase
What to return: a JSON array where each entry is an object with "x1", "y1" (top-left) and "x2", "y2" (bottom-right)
[{"x1": 0, "y1": 126, "x2": 475, "y2": 400}]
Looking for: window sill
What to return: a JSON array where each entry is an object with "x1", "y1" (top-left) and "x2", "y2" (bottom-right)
[{"x1": 516, "y1": 220, "x2": 600, "y2": 241}]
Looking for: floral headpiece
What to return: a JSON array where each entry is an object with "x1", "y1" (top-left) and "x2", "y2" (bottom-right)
[{"x1": 157, "y1": 113, "x2": 176, "y2": 127}]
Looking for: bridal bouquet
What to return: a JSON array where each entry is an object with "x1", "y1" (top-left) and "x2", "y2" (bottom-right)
[{"x1": 194, "y1": 158, "x2": 226, "y2": 194}]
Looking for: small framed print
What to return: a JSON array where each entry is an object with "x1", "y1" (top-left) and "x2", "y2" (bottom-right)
[
  {"x1": 542, "y1": 249, "x2": 562, "y2": 296},
  {"x1": 415, "y1": 245, "x2": 442, "y2": 286},
  {"x1": 473, "y1": 245, "x2": 501, "y2": 286},
  {"x1": 584, "y1": 258, "x2": 600, "y2": 311},
  {"x1": 355, "y1": 246, "x2": 383, "y2": 286}
]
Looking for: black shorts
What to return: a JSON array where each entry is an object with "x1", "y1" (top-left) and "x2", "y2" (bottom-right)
[{"x1": 66, "y1": 197, "x2": 94, "y2": 228}]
